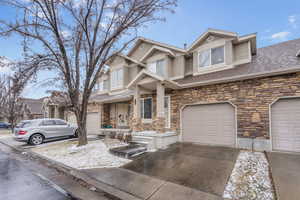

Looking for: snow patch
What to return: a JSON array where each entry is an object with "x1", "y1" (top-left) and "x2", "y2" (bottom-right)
[
  {"x1": 223, "y1": 151, "x2": 275, "y2": 200},
  {"x1": 32, "y1": 140, "x2": 131, "y2": 169}
]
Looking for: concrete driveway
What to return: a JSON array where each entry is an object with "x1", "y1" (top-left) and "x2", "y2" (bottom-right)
[
  {"x1": 123, "y1": 143, "x2": 239, "y2": 197},
  {"x1": 267, "y1": 152, "x2": 300, "y2": 200}
]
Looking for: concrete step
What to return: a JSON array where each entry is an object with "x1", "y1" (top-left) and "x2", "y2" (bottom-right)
[
  {"x1": 110, "y1": 144, "x2": 147, "y2": 158},
  {"x1": 132, "y1": 136, "x2": 153, "y2": 142}
]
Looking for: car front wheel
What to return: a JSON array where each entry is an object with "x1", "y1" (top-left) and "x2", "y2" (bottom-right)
[{"x1": 29, "y1": 134, "x2": 44, "y2": 145}]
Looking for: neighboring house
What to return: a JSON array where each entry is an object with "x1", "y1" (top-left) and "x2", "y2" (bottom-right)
[
  {"x1": 43, "y1": 91, "x2": 69, "y2": 120},
  {"x1": 84, "y1": 28, "x2": 300, "y2": 153},
  {"x1": 20, "y1": 98, "x2": 44, "y2": 120}
]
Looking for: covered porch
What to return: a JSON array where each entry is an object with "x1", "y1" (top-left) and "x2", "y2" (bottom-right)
[
  {"x1": 90, "y1": 90, "x2": 133, "y2": 136},
  {"x1": 128, "y1": 70, "x2": 180, "y2": 134}
]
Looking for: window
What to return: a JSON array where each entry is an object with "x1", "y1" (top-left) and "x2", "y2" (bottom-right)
[
  {"x1": 199, "y1": 49, "x2": 210, "y2": 67},
  {"x1": 198, "y1": 46, "x2": 224, "y2": 68},
  {"x1": 55, "y1": 120, "x2": 67, "y2": 125},
  {"x1": 211, "y1": 46, "x2": 225, "y2": 65},
  {"x1": 41, "y1": 120, "x2": 56, "y2": 126},
  {"x1": 140, "y1": 98, "x2": 152, "y2": 119},
  {"x1": 148, "y1": 59, "x2": 165, "y2": 77},
  {"x1": 111, "y1": 68, "x2": 123, "y2": 90},
  {"x1": 97, "y1": 80, "x2": 109, "y2": 91}
]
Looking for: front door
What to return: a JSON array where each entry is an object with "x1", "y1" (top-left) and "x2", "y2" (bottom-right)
[
  {"x1": 117, "y1": 103, "x2": 129, "y2": 127},
  {"x1": 164, "y1": 96, "x2": 170, "y2": 128}
]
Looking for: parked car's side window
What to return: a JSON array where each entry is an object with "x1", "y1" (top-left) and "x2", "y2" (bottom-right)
[
  {"x1": 41, "y1": 120, "x2": 56, "y2": 126},
  {"x1": 55, "y1": 120, "x2": 67, "y2": 125}
]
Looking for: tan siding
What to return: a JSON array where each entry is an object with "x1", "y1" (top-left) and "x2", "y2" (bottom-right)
[
  {"x1": 128, "y1": 66, "x2": 139, "y2": 83},
  {"x1": 192, "y1": 51, "x2": 198, "y2": 74},
  {"x1": 185, "y1": 56, "x2": 193, "y2": 75},
  {"x1": 171, "y1": 55, "x2": 185, "y2": 78},
  {"x1": 145, "y1": 51, "x2": 166, "y2": 63},
  {"x1": 110, "y1": 56, "x2": 126, "y2": 69},
  {"x1": 225, "y1": 40, "x2": 233, "y2": 65},
  {"x1": 130, "y1": 42, "x2": 153, "y2": 61},
  {"x1": 233, "y1": 42, "x2": 249, "y2": 61},
  {"x1": 123, "y1": 67, "x2": 129, "y2": 86}
]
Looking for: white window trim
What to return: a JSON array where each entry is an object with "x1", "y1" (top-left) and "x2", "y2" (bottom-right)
[
  {"x1": 198, "y1": 45, "x2": 225, "y2": 70},
  {"x1": 165, "y1": 96, "x2": 171, "y2": 128},
  {"x1": 110, "y1": 68, "x2": 124, "y2": 90},
  {"x1": 147, "y1": 59, "x2": 166, "y2": 77},
  {"x1": 140, "y1": 97, "x2": 153, "y2": 123}
]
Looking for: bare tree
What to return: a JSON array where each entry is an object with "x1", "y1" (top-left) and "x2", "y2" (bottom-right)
[
  {"x1": 0, "y1": 0, "x2": 176, "y2": 146},
  {"x1": 0, "y1": 56, "x2": 46, "y2": 128}
]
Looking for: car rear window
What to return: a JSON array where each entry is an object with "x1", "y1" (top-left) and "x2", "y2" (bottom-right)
[{"x1": 18, "y1": 122, "x2": 33, "y2": 128}]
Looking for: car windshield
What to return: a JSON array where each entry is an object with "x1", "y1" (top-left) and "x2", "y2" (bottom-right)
[{"x1": 17, "y1": 121, "x2": 33, "y2": 128}]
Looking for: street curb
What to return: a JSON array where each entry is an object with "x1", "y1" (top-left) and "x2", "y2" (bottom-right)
[{"x1": 0, "y1": 140, "x2": 141, "y2": 200}]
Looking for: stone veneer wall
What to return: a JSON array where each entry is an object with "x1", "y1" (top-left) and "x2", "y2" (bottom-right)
[
  {"x1": 102, "y1": 104, "x2": 111, "y2": 127},
  {"x1": 170, "y1": 72, "x2": 300, "y2": 139},
  {"x1": 131, "y1": 93, "x2": 171, "y2": 133}
]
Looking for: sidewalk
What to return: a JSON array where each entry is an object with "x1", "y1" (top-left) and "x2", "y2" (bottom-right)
[{"x1": 82, "y1": 168, "x2": 222, "y2": 200}]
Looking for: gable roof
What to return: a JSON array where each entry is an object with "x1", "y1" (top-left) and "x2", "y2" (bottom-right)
[
  {"x1": 187, "y1": 28, "x2": 238, "y2": 52},
  {"x1": 140, "y1": 46, "x2": 176, "y2": 62},
  {"x1": 176, "y1": 38, "x2": 300, "y2": 86},
  {"x1": 118, "y1": 54, "x2": 146, "y2": 67},
  {"x1": 106, "y1": 53, "x2": 146, "y2": 67},
  {"x1": 128, "y1": 37, "x2": 186, "y2": 57},
  {"x1": 127, "y1": 70, "x2": 181, "y2": 89}
]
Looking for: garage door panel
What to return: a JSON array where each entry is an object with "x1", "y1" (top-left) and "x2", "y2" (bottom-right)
[
  {"x1": 182, "y1": 103, "x2": 235, "y2": 147},
  {"x1": 86, "y1": 112, "x2": 100, "y2": 135},
  {"x1": 272, "y1": 98, "x2": 300, "y2": 152}
]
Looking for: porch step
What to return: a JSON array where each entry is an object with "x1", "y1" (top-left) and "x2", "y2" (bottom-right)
[
  {"x1": 109, "y1": 144, "x2": 147, "y2": 159},
  {"x1": 132, "y1": 136, "x2": 153, "y2": 142},
  {"x1": 131, "y1": 136, "x2": 155, "y2": 151}
]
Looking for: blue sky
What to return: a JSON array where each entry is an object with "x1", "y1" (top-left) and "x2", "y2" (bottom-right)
[{"x1": 0, "y1": 0, "x2": 300, "y2": 99}]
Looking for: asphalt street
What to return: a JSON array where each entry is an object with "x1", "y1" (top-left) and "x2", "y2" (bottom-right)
[{"x1": 0, "y1": 148, "x2": 71, "y2": 200}]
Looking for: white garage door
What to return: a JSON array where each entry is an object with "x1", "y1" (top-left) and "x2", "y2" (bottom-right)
[
  {"x1": 68, "y1": 112, "x2": 100, "y2": 135},
  {"x1": 271, "y1": 98, "x2": 300, "y2": 152},
  {"x1": 87, "y1": 112, "x2": 100, "y2": 135},
  {"x1": 182, "y1": 103, "x2": 236, "y2": 147}
]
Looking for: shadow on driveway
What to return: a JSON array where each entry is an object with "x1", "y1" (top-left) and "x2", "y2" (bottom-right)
[{"x1": 123, "y1": 143, "x2": 239, "y2": 197}]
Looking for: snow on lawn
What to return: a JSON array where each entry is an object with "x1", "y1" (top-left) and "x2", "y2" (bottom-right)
[
  {"x1": 223, "y1": 151, "x2": 275, "y2": 200},
  {"x1": 32, "y1": 140, "x2": 131, "y2": 169},
  {"x1": 0, "y1": 130, "x2": 12, "y2": 138}
]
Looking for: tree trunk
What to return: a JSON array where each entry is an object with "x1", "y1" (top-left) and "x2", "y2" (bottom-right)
[{"x1": 75, "y1": 106, "x2": 88, "y2": 146}]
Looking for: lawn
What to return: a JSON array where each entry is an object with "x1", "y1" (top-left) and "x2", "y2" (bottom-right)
[
  {"x1": 31, "y1": 139, "x2": 131, "y2": 169},
  {"x1": 0, "y1": 129, "x2": 12, "y2": 138}
]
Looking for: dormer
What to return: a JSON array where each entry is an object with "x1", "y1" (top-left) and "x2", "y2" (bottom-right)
[
  {"x1": 187, "y1": 29, "x2": 256, "y2": 76},
  {"x1": 128, "y1": 38, "x2": 186, "y2": 80},
  {"x1": 106, "y1": 54, "x2": 146, "y2": 92}
]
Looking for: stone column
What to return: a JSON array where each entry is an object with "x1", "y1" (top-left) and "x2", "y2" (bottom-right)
[
  {"x1": 132, "y1": 86, "x2": 141, "y2": 131},
  {"x1": 155, "y1": 82, "x2": 166, "y2": 133}
]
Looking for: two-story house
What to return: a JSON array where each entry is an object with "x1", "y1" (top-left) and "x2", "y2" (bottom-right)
[{"x1": 79, "y1": 28, "x2": 300, "y2": 153}]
